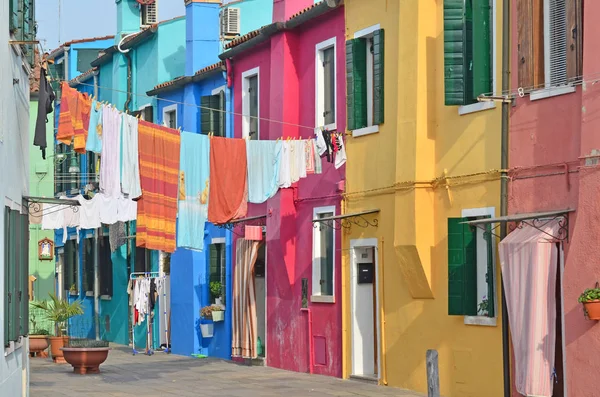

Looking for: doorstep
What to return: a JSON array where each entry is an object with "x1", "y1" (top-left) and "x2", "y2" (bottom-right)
[{"x1": 350, "y1": 374, "x2": 379, "y2": 385}]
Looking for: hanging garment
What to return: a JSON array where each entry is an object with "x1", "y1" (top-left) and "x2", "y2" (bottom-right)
[
  {"x1": 208, "y1": 137, "x2": 248, "y2": 224},
  {"x1": 289, "y1": 140, "x2": 299, "y2": 184},
  {"x1": 321, "y1": 130, "x2": 333, "y2": 163},
  {"x1": 498, "y1": 220, "x2": 560, "y2": 397},
  {"x1": 297, "y1": 140, "x2": 307, "y2": 179},
  {"x1": 41, "y1": 203, "x2": 65, "y2": 231},
  {"x1": 33, "y1": 66, "x2": 55, "y2": 159},
  {"x1": 334, "y1": 135, "x2": 347, "y2": 169},
  {"x1": 136, "y1": 120, "x2": 181, "y2": 253},
  {"x1": 246, "y1": 140, "x2": 282, "y2": 204},
  {"x1": 305, "y1": 139, "x2": 315, "y2": 174},
  {"x1": 315, "y1": 128, "x2": 327, "y2": 156},
  {"x1": 231, "y1": 239, "x2": 260, "y2": 359},
  {"x1": 149, "y1": 279, "x2": 157, "y2": 311},
  {"x1": 73, "y1": 92, "x2": 92, "y2": 153},
  {"x1": 278, "y1": 141, "x2": 292, "y2": 188},
  {"x1": 116, "y1": 196, "x2": 137, "y2": 222},
  {"x1": 97, "y1": 193, "x2": 119, "y2": 225},
  {"x1": 109, "y1": 221, "x2": 126, "y2": 252},
  {"x1": 312, "y1": 140, "x2": 322, "y2": 175},
  {"x1": 76, "y1": 194, "x2": 101, "y2": 230},
  {"x1": 121, "y1": 114, "x2": 142, "y2": 198},
  {"x1": 85, "y1": 101, "x2": 103, "y2": 154},
  {"x1": 62, "y1": 203, "x2": 81, "y2": 244},
  {"x1": 100, "y1": 106, "x2": 122, "y2": 198},
  {"x1": 177, "y1": 132, "x2": 210, "y2": 251},
  {"x1": 56, "y1": 82, "x2": 77, "y2": 146}
]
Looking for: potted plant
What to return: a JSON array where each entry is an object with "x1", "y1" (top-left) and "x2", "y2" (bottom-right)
[
  {"x1": 29, "y1": 328, "x2": 50, "y2": 358},
  {"x1": 30, "y1": 293, "x2": 84, "y2": 363},
  {"x1": 578, "y1": 283, "x2": 600, "y2": 320},
  {"x1": 210, "y1": 281, "x2": 222, "y2": 306},
  {"x1": 61, "y1": 338, "x2": 111, "y2": 374},
  {"x1": 210, "y1": 305, "x2": 224, "y2": 322},
  {"x1": 477, "y1": 296, "x2": 489, "y2": 316},
  {"x1": 199, "y1": 305, "x2": 214, "y2": 338},
  {"x1": 69, "y1": 284, "x2": 77, "y2": 296}
]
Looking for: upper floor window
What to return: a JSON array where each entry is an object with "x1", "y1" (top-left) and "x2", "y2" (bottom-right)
[
  {"x1": 346, "y1": 27, "x2": 384, "y2": 135},
  {"x1": 316, "y1": 38, "x2": 337, "y2": 130},
  {"x1": 201, "y1": 87, "x2": 226, "y2": 137},
  {"x1": 163, "y1": 105, "x2": 177, "y2": 129},
  {"x1": 242, "y1": 67, "x2": 259, "y2": 140}
]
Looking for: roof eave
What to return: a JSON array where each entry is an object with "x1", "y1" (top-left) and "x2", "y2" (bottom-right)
[
  {"x1": 146, "y1": 76, "x2": 192, "y2": 96},
  {"x1": 219, "y1": 22, "x2": 283, "y2": 60},
  {"x1": 192, "y1": 67, "x2": 224, "y2": 83},
  {"x1": 285, "y1": 0, "x2": 341, "y2": 30},
  {"x1": 91, "y1": 26, "x2": 158, "y2": 67}
]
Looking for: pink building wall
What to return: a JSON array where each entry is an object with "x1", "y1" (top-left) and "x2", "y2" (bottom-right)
[
  {"x1": 230, "y1": 5, "x2": 345, "y2": 378},
  {"x1": 509, "y1": 1, "x2": 600, "y2": 395}
]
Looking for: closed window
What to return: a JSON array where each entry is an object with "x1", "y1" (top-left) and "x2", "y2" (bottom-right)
[
  {"x1": 140, "y1": 106, "x2": 153, "y2": 123},
  {"x1": 517, "y1": 0, "x2": 582, "y2": 91},
  {"x1": 63, "y1": 239, "x2": 78, "y2": 295},
  {"x1": 444, "y1": 0, "x2": 492, "y2": 105},
  {"x1": 316, "y1": 38, "x2": 337, "y2": 129},
  {"x1": 82, "y1": 237, "x2": 95, "y2": 293},
  {"x1": 201, "y1": 91, "x2": 226, "y2": 136},
  {"x1": 134, "y1": 247, "x2": 152, "y2": 274},
  {"x1": 346, "y1": 29, "x2": 384, "y2": 131},
  {"x1": 312, "y1": 207, "x2": 335, "y2": 300},
  {"x1": 4, "y1": 206, "x2": 29, "y2": 346},
  {"x1": 208, "y1": 243, "x2": 226, "y2": 305},
  {"x1": 447, "y1": 216, "x2": 495, "y2": 318},
  {"x1": 99, "y1": 235, "x2": 113, "y2": 297},
  {"x1": 163, "y1": 106, "x2": 177, "y2": 129},
  {"x1": 242, "y1": 68, "x2": 259, "y2": 140}
]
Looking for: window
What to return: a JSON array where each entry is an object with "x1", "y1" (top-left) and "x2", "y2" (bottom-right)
[
  {"x1": 443, "y1": 0, "x2": 492, "y2": 106},
  {"x1": 134, "y1": 247, "x2": 152, "y2": 274},
  {"x1": 346, "y1": 27, "x2": 384, "y2": 134},
  {"x1": 242, "y1": 67, "x2": 259, "y2": 140},
  {"x1": 208, "y1": 242, "x2": 226, "y2": 305},
  {"x1": 63, "y1": 239, "x2": 78, "y2": 295},
  {"x1": 447, "y1": 215, "x2": 496, "y2": 319},
  {"x1": 82, "y1": 237, "x2": 95, "y2": 294},
  {"x1": 517, "y1": 0, "x2": 582, "y2": 92},
  {"x1": 4, "y1": 206, "x2": 29, "y2": 347},
  {"x1": 76, "y1": 49, "x2": 102, "y2": 73},
  {"x1": 316, "y1": 38, "x2": 337, "y2": 129},
  {"x1": 99, "y1": 235, "x2": 113, "y2": 297},
  {"x1": 201, "y1": 90, "x2": 226, "y2": 136},
  {"x1": 86, "y1": 153, "x2": 98, "y2": 184},
  {"x1": 163, "y1": 105, "x2": 177, "y2": 129},
  {"x1": 312, "y1": 207, "x2": 335, "y2": 302},
  {"x1": 140, "y1": 105, "x2": 153, "y2": 123}
]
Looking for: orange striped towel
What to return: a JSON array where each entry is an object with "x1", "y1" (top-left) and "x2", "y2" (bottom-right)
[
  {"x1": 136, "y1": 120, "x2": 181, "y2": 253},
  {"x1": 57, "y1": 82, "x2": 92, "y2": 153}
]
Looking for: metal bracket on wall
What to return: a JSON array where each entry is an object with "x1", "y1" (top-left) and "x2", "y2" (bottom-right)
[
  {"x1": 22, "y1": 196, "x2": 80, "y2": 217},
  {"x1": 312, "y1": 209, "x2": 380, "y2": 231},
  {"x1": 217, "y1": 214, "x2": 268, "y2": 237}
]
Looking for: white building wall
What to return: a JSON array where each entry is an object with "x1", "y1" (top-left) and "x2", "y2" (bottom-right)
[{"x1": 0, "y1": 0, "x2": 32, "y2": 394}]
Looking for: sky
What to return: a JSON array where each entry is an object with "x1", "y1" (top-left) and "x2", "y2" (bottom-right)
[{"x1": 36, "y1": 0, "x2": 185, "y2": 52}]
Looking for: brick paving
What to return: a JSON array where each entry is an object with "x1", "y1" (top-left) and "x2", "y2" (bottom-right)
[{"x1": 30, "y1": 345, "x2": 425, "y2": 397}]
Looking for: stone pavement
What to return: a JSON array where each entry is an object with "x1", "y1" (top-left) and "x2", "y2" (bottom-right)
[{"x1": 30, "y1": 345, "x2": 425, "y2": 397}]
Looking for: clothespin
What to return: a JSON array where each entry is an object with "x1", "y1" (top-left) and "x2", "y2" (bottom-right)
[
  {"x1": 136, "y1": 113, "x2": 141, "y2": 120},
  {"x1": 178, "y1": 126, "x2": 182, "y2": 133}
]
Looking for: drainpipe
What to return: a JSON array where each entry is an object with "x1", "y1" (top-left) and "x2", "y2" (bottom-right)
[
  {"x1": 301, "y1": 308, "x2": 314, "y2": 374},
  {"x1": 500, "y1": 0, "x2": 511, "y2": 395},
  {"x1": 94, "y1": 228, "x2": 100, "y2": 340},
  {"x1": 117, "y1": 34, "x2": 135, "y2": 112},
  {"x1": 379, "y1": 240, "x2": 387, "y2": 386},
  {"x1": 63, "y1": 46, "x2": 70, "y2": 81}
]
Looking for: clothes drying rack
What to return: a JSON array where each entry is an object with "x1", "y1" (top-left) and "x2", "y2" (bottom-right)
[{"x1": 129, "y1": 272, "x2": 170, "y2": 355}]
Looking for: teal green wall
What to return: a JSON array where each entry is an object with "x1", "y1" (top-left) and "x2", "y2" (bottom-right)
[{"x1": 28, "y1": 100, "x2": 55, "y2": 312}]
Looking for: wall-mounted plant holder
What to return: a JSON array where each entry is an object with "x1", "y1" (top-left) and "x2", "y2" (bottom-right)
[
  {"x1": 212, "y1": 311, "x2": 224, "y2": 322},
  {"x1": 578, "y1": 282, "x2": 600, "y2": 320},
  {"x1": 200, "y1": 321, "x2": 214, "y2": 338}
]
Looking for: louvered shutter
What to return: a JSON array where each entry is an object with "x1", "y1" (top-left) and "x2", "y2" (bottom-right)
[
  {"x1": 444, "y1": 0, "x2": 473, "y2": 105},
  {"x1": 218, "y1": 91, "x2": 226, "y2": 137},
  {"x1": 485, "y1": 222, "x2": 495, "y2": 318},
  {"x1": 99, "y1": 236, "x2": 113, "y2": 296},
  {"x1": 210, "y1": 95, "x2": 221, "y2": 137},
  {"x1": 373, "y1": 29, "x2": 385, "y2": 125},
  {"x1": 323, "y1": 47, "x2": 335, "y2": 126},
  {"x1": 346, "y1": 39, "x2": 367, "y2": 130},
  {"x1": 448, "y1": 218, "x2": 477, "y2": 316},
  {"x1": 82, "y1": 238, "x2": 94, "y2": 293},
  {"x1": 566, "y1": 0, "x2": 582, "y2": 82},
  {"x1": 472, "y1": 0, "x2": 491, "y2": 99},
  {"x1": 4, "y1": 208, "x2": 14, "y2": 345},
  {"x1": 19, "y1": 213, "x2": 29, "y2": 335},
  {"x1": 548, "y1": 0, "x2": 567, "y2": 86},
  {"x1": 200, "y1": 96, "x2": 212, "y2": 135},
  {"x1": 9, "y1": 210, "x2": 19, "y2": 341}
]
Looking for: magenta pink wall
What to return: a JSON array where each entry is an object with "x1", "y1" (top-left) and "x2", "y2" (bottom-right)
[
  {"x1": 509, "y1": 1, "x2": 600, "y2": 395},
  {"x1": 230, "y1": 7, "x2": 345, "y2": 378}
]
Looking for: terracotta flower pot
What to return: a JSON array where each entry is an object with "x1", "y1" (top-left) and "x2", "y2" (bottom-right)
[
  {"x1": 61, "y1": 347, "x2": 111, "y2": 375},
  {"x1": 49, "y1": 336, "x2": 67, "y2": 363},
  {"x1": 29, "y1": 336, "x2": 49, "y2": 357},
  {"x1": 584, "y1": 300, "x2": 600, "y2": 320}
]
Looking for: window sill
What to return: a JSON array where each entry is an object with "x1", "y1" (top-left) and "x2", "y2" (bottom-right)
[
  {"x1": 464, "y1": 316, "x2": 497, "y2": 327},
  {"x1": 69, "y1": 291, "x2": 79, "y2": 296},
  {"x1": 529, "y1": 85, "x2": 576, "y2": 101},
  {"x1": 311, "y1": 295, "x2": 335, "y2": 304},
  {"x1": 4, "y1": 337, "x2": 24, "y2": 357},
  {"x1": 318, "y1": 122, "x2": 337, "y2": 132},
  {"x1": 458, "y1": 101, "x2": 496, "y2": 116},
  {"x1": 100, "y1": 295, "x2": 112, "y2": 301},
  {"x1": 85, "y1": 291, "x2": 94, "y2": 297},
  {"x1": 351, "y1": 125, "x2": 379, "y2": 138}
]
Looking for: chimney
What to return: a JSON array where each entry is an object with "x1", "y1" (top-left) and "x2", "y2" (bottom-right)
[
  {"x1": 185, "y1": 0, "x2": 221, "y2": 76},
  {"x1": 116, "y1": 0, "x2": 142, "y2": 38},
  {"x1": 272, "y1": 0, "x2": 313, "y2": 23}
]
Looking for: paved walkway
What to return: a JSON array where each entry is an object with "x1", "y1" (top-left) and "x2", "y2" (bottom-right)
[{"x1": 30, "y1": 345, "x2": 424, "y2": 397}]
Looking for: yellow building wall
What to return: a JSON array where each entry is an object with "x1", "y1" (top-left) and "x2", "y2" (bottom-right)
[{"x1": 342, "y1": 1, "x2": 505, "y2": 396}]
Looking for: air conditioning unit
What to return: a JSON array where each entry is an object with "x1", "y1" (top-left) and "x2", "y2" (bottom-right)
[
  {"x1": 141, "y1": 2, "x2": 158, "y2": 27},
  {"x1": 221, "y1": 8, "x2": 240, "y2": 37}
]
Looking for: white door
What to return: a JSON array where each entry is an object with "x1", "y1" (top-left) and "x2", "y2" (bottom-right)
[{"x1": 350, "y1": 243, "x2": 378, "y2": 377}]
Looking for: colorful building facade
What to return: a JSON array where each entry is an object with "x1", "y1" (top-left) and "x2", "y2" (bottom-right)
[
  {"x1": 221, "y1": 0, "x2": 345, "y2": 377},
  {"x1": 342, "y1": 0, "x2": 504, "y2": 395}
]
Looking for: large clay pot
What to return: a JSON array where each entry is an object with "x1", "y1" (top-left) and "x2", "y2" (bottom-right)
[
  {"x1": 29, "y1": 336, "x2": 49, "y2": 357},
  {"x1": 61, "y1": 347, "x2": 111, "y2": 375},
  {"x1": 584, "y1": 300, "x2": 600, "y2": 320},
  {"x1": 49, "y1": 336, "x2": 67, "y2": 363}
]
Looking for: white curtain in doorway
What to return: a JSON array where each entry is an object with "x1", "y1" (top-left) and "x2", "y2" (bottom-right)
[
  {"x1": 232, "y1": 239, "x2": 260, "y2": 359},
  {"x1": 498, "y1": 220, "x2": 560, "y2": 397}
]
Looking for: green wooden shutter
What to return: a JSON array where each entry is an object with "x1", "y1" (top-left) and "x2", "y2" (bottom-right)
[
  {"x1": 210, "y1": 95, "x2": 221, "y2": 137},
  {"x1": 4, "y1": 207, "x2": 11, "y2": 346},
  {"x1": 209, "y1": 244, "x2": 219, "y2": 283},
  {"x1": 444, "y1": 0, "x2": 473, "y2": 105},
  {"x1": 99, "y1": 236, "x2": 113, "y2": 296},
  {"x1": 472, "y1": 0, "x2": 491, "y2": 99},
  {"x1": 200, "y1": 96, "x2": 211, "y2": 135},
  {"x1": 373, "y1": 29, "x2": 385, "y2": 125},
  {"x1": 8, "y1": 210, "x2": 18, "y2": 342},
  {"x1": 82, "y1": 238, "x2": 94, "y2": 293},
  {"x1": 448, "y1": 218, "x2": 477, "y2": 315},
  {"x1": 346, "y1": 39, "x2": 368, "y2": 130},
  {"x1": 218, "y1": 91, "x2": 226, "y2": 137},
  {"x1": 485, "y1": 223, "x2": 495, "y2": 317},
  {"x1": 19, "y1": 213, "x2": 29, "y2": 336},
  {"x1": 8, "y1": 0, "x2": 19, "y2": 32}
]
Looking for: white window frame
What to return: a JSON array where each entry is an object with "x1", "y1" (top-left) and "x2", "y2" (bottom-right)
[
  {"x1": 212, "y1": 85, "x2": 226, "y2": 96},
  {"x1": 459, "y1": 0, "x2": 498, "y2": 115},
  {"x1": 461, "y1": 206, "x2": 497, "y2": 327},
  {"x1": 311, "y1": 206, "x2": 336, "y2": 303},
  {"x1": 315, "y1": 37, "x2": 337, "y2": 131},
  {"x1": 242, "y1": 67, "x2": 260, "y2": 140},
  {"x1": 352, "y1": 24, "x2": 381, "y2": 137},
  {"x1": 162, "y1": 104, "x2": 177, "y2": 129}
]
